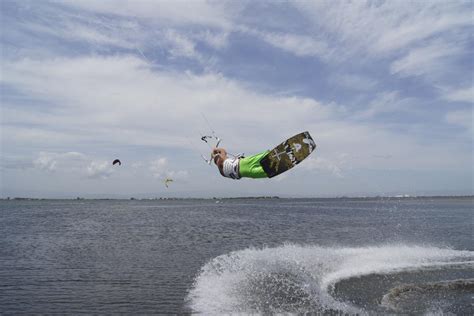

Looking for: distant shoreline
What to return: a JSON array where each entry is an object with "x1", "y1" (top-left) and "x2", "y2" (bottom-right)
[{"x1": 2, "y1": 195, "x2": 473, "y2": 201}]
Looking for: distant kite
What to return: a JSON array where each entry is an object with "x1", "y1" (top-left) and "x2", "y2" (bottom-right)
[
  {"x1": 164, "y1": 178, "x2": 173, "y2": 188},
  {"x1": 112, "y1": 159, "x2": 121, "y2": 166}
]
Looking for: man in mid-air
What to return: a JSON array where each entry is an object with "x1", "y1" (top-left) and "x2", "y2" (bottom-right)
[
  {"x1": 211, "y1": 131, "x2": 316, "y2": 180},
  {"x1": 212, "y1": 147, "x2": 269, "y2": 179}
]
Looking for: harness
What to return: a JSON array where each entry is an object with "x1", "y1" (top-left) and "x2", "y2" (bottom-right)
[{"x1": 222, "y1": 157, "x2": 241, "y2": 179}]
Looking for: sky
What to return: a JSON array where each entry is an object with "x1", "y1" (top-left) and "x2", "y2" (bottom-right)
[{"x1": 0, "y1": 0, "x2": 472, "y2": 198}]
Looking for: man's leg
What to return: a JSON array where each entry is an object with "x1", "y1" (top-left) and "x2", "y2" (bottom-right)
[{"x1": 239, "y1": 151, "x2": 270, "y2": 178}]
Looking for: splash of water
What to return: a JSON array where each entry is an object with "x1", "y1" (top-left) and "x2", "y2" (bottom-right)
[{"x1": 187, "y1": 244, "x2": 473, "y2": 314}]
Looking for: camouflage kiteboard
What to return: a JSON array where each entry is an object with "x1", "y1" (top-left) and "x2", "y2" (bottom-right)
[{"x1": 260, "y1": 131, "x2": 316, "y2": 178}]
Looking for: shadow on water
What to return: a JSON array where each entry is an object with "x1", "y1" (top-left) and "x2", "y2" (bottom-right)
[{"x1": 333, "y1": 267, "x2": 474, "y2": 315}]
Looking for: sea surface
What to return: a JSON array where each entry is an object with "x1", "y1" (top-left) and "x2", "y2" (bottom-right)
[{"x1": 0, "y1": 197, "x2": 472, "y2": 315}]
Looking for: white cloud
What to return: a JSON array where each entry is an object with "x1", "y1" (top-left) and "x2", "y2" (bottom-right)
[
  {"x1": 1, "y1": 55, "x2": 332, "y2": 152},
  {"x1": 13, "y1": 1, "x2": 234, "y2": 63},
  {"x1": 31, "y1": 152, "x2": 118, "y2": 180},
  {"x1": 57, "y1": 0, "x2": 236, "y2": 29},
  {"x1": 302, "y1": 156, "x2": 344, "y2": 178},
  {"x1": 390, "y1": 40, "x2": 462, "y2": 78},
  {"x1": 2, "y1": 54, "x2": 470, "y2": 175},
  {"x1": 282, "y1": 0, "x2": 473, "y2": 93},
  {"x1": 292, "y1": 1, "x2": 471, "y2": 57},
  {"x1": 150, "y1": 157, "x2": 168, "y2": 178},
  {"x1": 2, "y1": 1, "x2": 472, "y2": 197},
  {"x1": 28, "y1": 151, "x2": 188, "y2": 182},
  {"x1": 149, "y1": 157, "x2": 188, "y2": 180},
  {"x1": 20, "y1": 20, "x2": 135, "y2": 50},
  {"x1": 33, "y1": 152, "x2": 87, "y2": 172},
  {"x1": 355, "y1": 91, "x2": 414, "y2": 119},
  {"x1": 164, "y1": 30, "x2": 199, "y2": 59},
  {"x1": 86, "y1": 161, "x2": 113, "y2": 179},
  {"x1": 198, "y1": 30, "x2": 229, "y2": 50},
  {"x1": 441, "y1": 86, "x2": 474, "y2": 103},
  {"x1": 372, "y1": 6, "x2": 471, "y2": 54},
  {"x1": 34, "y1": 152, "x2": 58, "y2": 172},
  {"x1": 258, "y1": 31, "x2": 328, "y2": 58}
]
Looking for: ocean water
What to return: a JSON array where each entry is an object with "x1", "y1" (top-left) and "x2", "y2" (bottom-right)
[{"x1": 0, "y1": 197, "x2": 472, "y2": 314}]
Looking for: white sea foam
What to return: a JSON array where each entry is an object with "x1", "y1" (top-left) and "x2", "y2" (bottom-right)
[{"x1": 186, "y1": 244, "x2": 473, "y2": 314}]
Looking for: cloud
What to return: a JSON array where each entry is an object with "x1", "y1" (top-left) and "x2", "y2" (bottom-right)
[
  {"x1": 23, "y1": 150, "x2": 190, "y2": 182},
  {"x1": 19, "y1": 19, "x2": 135, "y2": 50},
  {"x1": 149, "y1": 157, "x2": 188, "y2": 180},
  {"x1": 2, "y1": 54, "x2": 469, "y2": 174},
  {"x1": 1, "y1": 55, "x2": 334, "y2": 152},
  {"x1": 2, "y1": 1, "x2": 472, "y2": 197},
  {"x1": 441, "y1": 86, "x2": 474, "y2": 103},
  {"x1": 149, "y1": 157, "x2": 168, "y2": 178},
  {"x1": 31, "y1": 151, "x2": 116, "y2": 180},
  {"x1": 56, "y1": 0, "x2": 236, "y2": 29},
  {"x1": 86, "y1": 161, "x2": 113, "y2": 179},
  {"x1": 258, "y1": 31, "x2": 328, "y2": 58},
  {"x1": 3, "y1": 1, "x2": 232, "y2": 65},
  {"x1": 291, "y1": 1, "x2": 471, "y2": 57},
  {"x1": 34, "y1": 153, "x2": 58, "y2": 172},
  {"x1": 198, "y1": 30, "x2": 229, "y2": 50},
  {"x1": 371, "y1": 4, "x2": 471, "y2": 55},
  {"x1": 33, "y1": 152, "x2": 87, "y2": 172},
  {"x1": 390, "y1": 40, "x2": 462, "y2": 79},
  {"x1": 355, "y1": 91, "x2": 415, "y2": 119},
  {"x1": 164, "y1": 29, "x2": 199, "y2": 59},
  {"x1": 302, "y1": 156, "x2": 344, "y2": 178}
]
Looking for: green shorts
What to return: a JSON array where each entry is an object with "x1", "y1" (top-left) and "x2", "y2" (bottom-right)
[{"x1": 239, "y1": 151, "x2": 269, "y2": 179}]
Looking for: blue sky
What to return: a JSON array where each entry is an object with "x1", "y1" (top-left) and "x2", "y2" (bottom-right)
[{"x1": 1, "y1": 0, "x2": 472, "y2": 198}]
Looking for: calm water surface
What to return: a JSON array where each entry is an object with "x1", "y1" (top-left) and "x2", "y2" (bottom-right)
[{"x1": 0, "y1": 197, "x2": 472, "y2": 314}]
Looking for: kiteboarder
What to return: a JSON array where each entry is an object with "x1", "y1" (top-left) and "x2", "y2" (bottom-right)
[
  {"x1": 164, "y1": 178, "x2": 173, "y2": 188},
  {"x1": 211, "y1": 131, "x2": 316, "y2": 179},
  {"x1": 212, "y1": 147, "x2": 269, "y2": 179}
]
